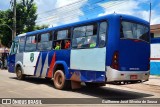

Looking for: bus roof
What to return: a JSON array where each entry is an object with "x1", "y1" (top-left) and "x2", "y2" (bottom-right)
[{"x1": 17, "y1": 13, "x2": 149, "y2": 37}]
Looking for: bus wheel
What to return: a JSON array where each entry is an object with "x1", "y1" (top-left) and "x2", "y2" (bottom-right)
[
  {"x1": 53, "y1": 70, "x2": 70, "y2": 90},
  {"x1": 16, "y1": 67, "x2": 25, "y2": 80}
]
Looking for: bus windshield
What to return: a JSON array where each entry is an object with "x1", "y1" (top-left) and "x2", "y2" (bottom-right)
[{"x1": 120, "y1": 21, "x2": 150, "y2": 42}]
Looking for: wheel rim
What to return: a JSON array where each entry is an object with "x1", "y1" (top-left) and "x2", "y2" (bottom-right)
[
  {"x1": 55, "y1": 73, "x2": 63, "y2": 86},
  {"x1": 58, "y1": 75, "x2": 62, "y2": 84}
]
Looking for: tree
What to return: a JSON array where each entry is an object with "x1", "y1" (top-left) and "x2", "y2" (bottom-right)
[
  {"x1": 16, "y1": 0, "x2": 38, "y2": 34},
  {"x1": 0, "y1": 0, "x2": 48, "y2": 47},
  {"x1": 0, "y1": 10, "x2": 13, "y2": 47},
  {"x1": 16, "y1": 0, "x2": 48, "y2": 34},
  {"x1": 34, "y1": 25, "x2": 48, "y2": 30}
]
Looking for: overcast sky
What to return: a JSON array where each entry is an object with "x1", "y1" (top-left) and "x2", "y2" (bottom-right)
[{"x1": 0, "y1": 0, "x2": 159, "y2": 26}]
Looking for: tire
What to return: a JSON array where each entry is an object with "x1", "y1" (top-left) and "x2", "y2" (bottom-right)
[
  {"x1": 85, "y1": 82, "x2": 105, "y2": 88},
  {"x1": 16, "y1": 67, "x2": 25, "y2": 80},
  {"x1": 53, "y1": 70, "x2": 70, "y2": 90}
]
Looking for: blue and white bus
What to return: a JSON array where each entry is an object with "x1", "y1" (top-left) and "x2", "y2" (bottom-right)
[{"x1": 8, "y1": 14, "x2": 150, "y2": 90}]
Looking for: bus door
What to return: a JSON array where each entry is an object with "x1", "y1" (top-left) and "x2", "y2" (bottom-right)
[
  {"x1": 23, "y1": 35, "x2": 40, "y2": 75},
  {"x1": 8, "y1": 41, "x2": 18, "y2": 72}
]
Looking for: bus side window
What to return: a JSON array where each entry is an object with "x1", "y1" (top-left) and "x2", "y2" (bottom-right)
[
  {"x1": 72, "y1": 24, "x2": 97, "y2": 49},
  {"x1": 19, "y1": 36, "x2": 25, "y2": 53},
  {"x1": 53, "y1": 29, "x2": 70, "y2": 50},
  {"x1": 10, "y1": 42, "x2": 18, "y2": 55},
  {"x1": 25, "y1": 35, "x2": 37, "y2": 52},
  {"x1": 37, "y1": 33, "x2": 52, "y2": 50},
  {"x1": 99, "y1": 22, "x2": 107, "y2": 48}
]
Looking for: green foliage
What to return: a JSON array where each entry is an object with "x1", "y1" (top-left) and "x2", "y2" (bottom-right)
[
  {"x1": 0, "y1": 0, "x2": 48, "y2": 47},
  {"x1": 0, "y1": 10, "x2": 13, "y2": 47},
  {"x1": 34, "y1": 25, "x2": 48, "y2": 30},
  {"x1": 16, "y1": 0, "x2": 38, "y2": 34}
]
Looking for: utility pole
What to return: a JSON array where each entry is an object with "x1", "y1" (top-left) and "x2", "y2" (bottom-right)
[
  {"x1": 149, "y1": 0, "x2": 151, "y2": 25},
  {"x1": 13, "y1": 0, "x2": 16, "y2": 39}
]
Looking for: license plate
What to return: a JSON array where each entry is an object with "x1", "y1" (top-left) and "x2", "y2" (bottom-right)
[{"x1": 130, "y1": 75, "x2": 137, "y2": 80}]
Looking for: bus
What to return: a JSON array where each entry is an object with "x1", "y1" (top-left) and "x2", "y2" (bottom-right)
[
  {"x1": 8, "y1": 13, "x2": 150, "y2": 90},
  {"x1": 150, "y1": 37, "x2": 160, "y2": 75}
]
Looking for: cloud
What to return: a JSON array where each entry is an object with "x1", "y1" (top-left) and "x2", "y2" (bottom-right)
[
  {"x1": 34, "y1": 0, "x2": 57, "y2": 26},
  {"x1": 150, "y1": 10, "x2": 160, "y2": 25},
  {"x1": 98, "y1": 0, "x2": 160, "y2": 24},
  {"x1": 36, "y1": 0, "x2": 87, "y2": 26},
  {"x1": 2, "y1": 0, "x2": 159, "y2": 26},
  {"x1": 34, "y1": 0, "x2": 57, "y2": 14},
  {"x1": 98, "y1": 0, "x2": 142, "y2": 16}
]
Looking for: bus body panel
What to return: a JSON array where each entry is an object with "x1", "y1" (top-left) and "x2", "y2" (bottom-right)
[
  {"x1": 54, "y1": 50, "x2": 71, "y2": 68},
  {"x1": 119, "y1": 39, "x2": 150, "y2": 71},
  {"x1": 69, "y1": 69, "x2": 106, "y2": 82},
  {"x1": 70, "y1": 47, "x2": 106, "y2": 71},
  {"x1": 15, "y1": 53, "x2": 23, "y2": 66},
  {"x1": 41, "y1": 52, "x2": 50, "y2": 77},
  {"x1": 8, "y1": 54, "x2": 16, "y2": 73},
  {"x1": 106, "y1": 15, "x2": 120, "y2": 66},
  {"x1": 33, "y1": 50, "x2": 71, "y2": 77},
  {"x1": 23, "y1": 52, "x2": 40, "y2": 75},
  {"x1": 105, "y1": 15, "x2": 150, "y2": 82},
  {"x1": 106, "y1": 66, "x2": 149, "y2": 82}
]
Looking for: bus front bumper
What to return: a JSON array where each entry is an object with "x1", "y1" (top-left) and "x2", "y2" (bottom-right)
[{"x1": 106, "y1": 66, "x2": 150, "y2": 82}]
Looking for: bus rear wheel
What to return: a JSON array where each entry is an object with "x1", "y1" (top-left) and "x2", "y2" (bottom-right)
[
  {"x1": 53, "y1": 70, "x2": 70, "y2": 90},
  {"x1": 16, "y1": 67, "x2": 25, "y2": 80}
]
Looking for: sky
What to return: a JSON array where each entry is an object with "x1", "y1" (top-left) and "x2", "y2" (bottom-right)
[{"x1": 0, "y1": 0, "x2": 160, "y2": 26}]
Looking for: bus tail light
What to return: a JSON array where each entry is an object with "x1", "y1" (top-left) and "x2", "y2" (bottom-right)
[{"x1": 111, "y1": 51, "x2": 119, "y2": 70}]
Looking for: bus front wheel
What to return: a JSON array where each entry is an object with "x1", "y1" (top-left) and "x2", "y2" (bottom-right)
[
  {"x1": 53, "y1": 70, "x2": 70, "y2": 90},
  {"x1": 16, "y1": 67, "x2": 25, "y2": 80}
]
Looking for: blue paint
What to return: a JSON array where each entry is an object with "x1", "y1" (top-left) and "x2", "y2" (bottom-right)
[
  {"x1": 119, "y1": 39, "x2": 150, "y2": 71},
  {"x1": 48, "y1": 50, "x2": 55, "y2": 66},
  {"x1": 106, "y1": 15, "x2": 120, "y2": 66},
  {"x1": 150, "y1": 62, "x2": 160, "y2": 75},
  {"x1": 69, "y1": 69, "x2": 106, "y2": 82},
  {"x1": 151, "y1": 38, "x2": 160, "y2": 44},
  {"x1": 7, "y1": 54, "x2": 15, "y2": 73},
  {"x1": 105, "y1": 15, "x2": 150, "y2": 72},
  {"x1": 55, "y1": 50, "x2": 71, "y2": 67}
]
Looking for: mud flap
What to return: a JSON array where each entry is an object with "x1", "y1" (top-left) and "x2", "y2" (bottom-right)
[{"x1": 71, "y1": 81, "x2": 81, "y2": 89}]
